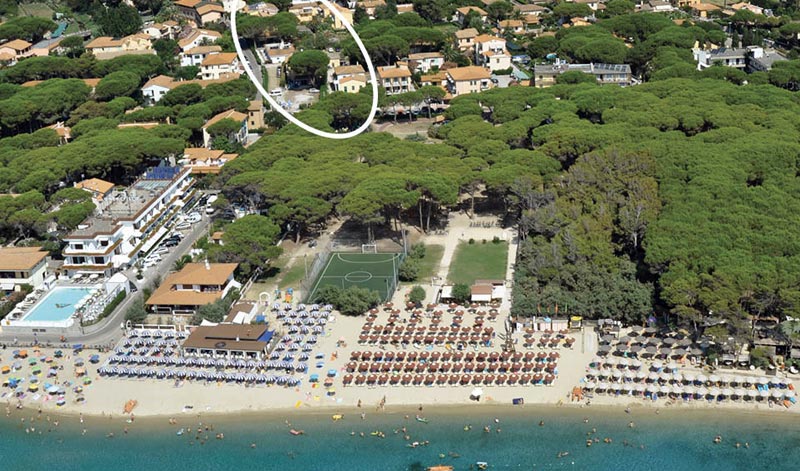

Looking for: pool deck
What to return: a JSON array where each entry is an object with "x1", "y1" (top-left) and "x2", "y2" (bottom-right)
[{"x1": 5, "y1": 284, "x2": 101, "y2": 329}]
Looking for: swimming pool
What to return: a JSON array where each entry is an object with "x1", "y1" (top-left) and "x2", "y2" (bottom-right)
[{"x1": 21, "y1": 286, "x2": 96, "y2": 323}]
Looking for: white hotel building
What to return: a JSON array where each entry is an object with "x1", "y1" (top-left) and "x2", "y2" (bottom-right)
[{"x1": 62, "y1": 167, "x2": 193, "y2": 276}]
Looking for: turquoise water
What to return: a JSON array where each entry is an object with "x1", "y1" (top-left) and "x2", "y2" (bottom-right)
[
  {"x1": 1, "y1": 407, "x2": 798, "y2": 470},
  {"x1": 22, "y1": 287, "x2": 93, "y2": 322}
]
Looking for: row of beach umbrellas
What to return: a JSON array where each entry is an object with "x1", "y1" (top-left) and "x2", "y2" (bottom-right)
[
  {"x1": 586, "y1": 382, "x2": 798, "y2": 400},
  {"x1": 343, "y1": 372, "x2": 556, "y2": 386},
  {"x1": 98, "y1": 366, "x2": 301, "y2": 385},
  {"x1": 586, "y1": 370, "x2": 795, "y2": 388}
]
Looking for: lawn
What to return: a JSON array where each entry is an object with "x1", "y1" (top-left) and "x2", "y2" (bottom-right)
[
  {"x1": 19, "y1": 3, "x2": 53, "y2": 18},
  {"x1": 447, "y1": 241, "x2": 508, "y2": 285},
  {"x1": 415, "y1": 244, "x2": 445, "y2": 282},
  {"x1": 278, "y1": 259, "x2": 307, "y2": 290}
]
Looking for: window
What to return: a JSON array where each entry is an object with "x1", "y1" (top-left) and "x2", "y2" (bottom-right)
[
  {"x1": 73, "y1": 243, "x2": 83, "y2": 250},
  {"x1": 94, "y1": 257, "x2": 105, "y2": 265},
  {"x1": 100, "y1": 240, "x2": 109, "y2": 247}
]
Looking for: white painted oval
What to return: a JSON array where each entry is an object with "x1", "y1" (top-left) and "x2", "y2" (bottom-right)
[{"x1": 228, "y1": 1, "x2": 379, "y2": 140}]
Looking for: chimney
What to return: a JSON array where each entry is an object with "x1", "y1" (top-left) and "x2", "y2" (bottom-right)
[{"x1": 205, "y1": 258, "x2": 210, "y2": 270}]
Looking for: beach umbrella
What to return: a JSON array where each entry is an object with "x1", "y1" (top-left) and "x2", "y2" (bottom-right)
[
  {"x1": 647, "y1": 372, "x2": 659, "y2": 381},
  {"x1": 771, "y1": 390, "x2": 784, "y2": 399},
  {"x1": 619, "y1": 358, "x2": 629, "y2": 367},
  {"x1": 616, "y1": 344, "x2": 629, "y2": 352},
  {"x1": 683, "y1": 385, "x2": 695, "y2": 395},
  {"x1": 721, "y1": 388, "x2": 733, "y2": 397},
  {"x1": 604, "y1": 357, "x2": 618, "y2": 366},
  {"x1": 671, "y1": 384, "x2": 684, "y2": 395},
  {"x1": 759, "y1": 390, "x2": 770, "y2": 399},
  {"x1": 631, "y1": 359, "x2": 643, "y2": 369},
  {"x1": 663, "y1": 337, "x2": 677, "y2": 345},
  {"x1": 696, "y1": 374, "x2": 708, "y2": 383},
  {"x1": 644, "y1": 346, "x2": 657, "y2": 355},
  {"x1": 708, "y1": 374, "x2": 720, "y2": 383},
  {"x1": 682, "y1": 372, "x2": 695, "y2": 383},
  {"x1": 695, "y1": 386, "x2": 708, "y2": 396},
  {"x1": 584, "y1": 381, "x2": 596, "y2": 389},
  {"x1": 757, "y1": 377, "x2": 770, "y2": 385}
]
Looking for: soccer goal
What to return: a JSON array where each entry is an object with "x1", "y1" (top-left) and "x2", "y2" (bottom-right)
[{"x1": 361, "y1": 243, "x2": 377, "y2": 254}]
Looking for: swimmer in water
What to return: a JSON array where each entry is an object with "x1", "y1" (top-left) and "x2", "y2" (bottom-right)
[
  {"x1": 539, "y1": 420, "x2": 545, "y2": 427},
  {"x1": 583, "y1": 417, "x2": 589, "y2": 423},
  {"x1": 629, "y1": 421, "x2": 635, "y2": 428}
]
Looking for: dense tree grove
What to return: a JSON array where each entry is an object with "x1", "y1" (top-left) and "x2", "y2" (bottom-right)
[{"x1": 218, "y1": 75, "x2": 800, "y2": 341}]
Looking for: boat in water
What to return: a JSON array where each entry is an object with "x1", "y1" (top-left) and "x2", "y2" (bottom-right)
[
  {"x1": 289, "y1": 429, "x2": 304, "y2": 436},
  {"x1": 477, "y1": 462, "x2": 488, "y2": 470}
]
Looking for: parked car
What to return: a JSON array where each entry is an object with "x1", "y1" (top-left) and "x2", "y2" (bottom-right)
[
  {"x1": 174, "y1": 222, "x2": 191, "y2": 231},
  {"x1": 270, "y1": 88, "x2": 283, "y2": 97}
]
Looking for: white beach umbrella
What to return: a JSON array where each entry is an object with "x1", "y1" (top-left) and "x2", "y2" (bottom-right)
[
  {"x1": 623, "y1": 371, "x2": 635, "y2": 379},
  {"x1": 631, "y1": 359, "x2": 643, "y2": 368},
  {"x1": 744, "y1": 389, "x2": 756, "y2": 398},
  {"x1": 652, "y1": 360, "x2": 663, "y2": 370},
  {"x1": 646, "y1": 384, "x2": 658, "y2": 393},
  {"x1": 619, "y1": 358, "x2": 629, "y2": 367},
  {"x1": 682, "y1": 385, "x2": 695, "y2": 394},
  {"x1": 671, "y1": 384, "x2": 683, "y2": 394},
  {"x1": 719, "y1": 375, "x2": 733, "y2": 385},
  {"x1": 721, "y1": 388, "x2": 733, "y2": 397},
  {"x1": 585, "y1": 381, "x2": 596, "y2": 389},
  {"x1": 622, "y1": 383, "x2": 633, "y2": 391},
  {"x1": 785, "y1": 390, "x2": 796, "y2": 398},
  {"x1": 759, "y1": 390, "x2": 770, "y2": 399},
  {"x1": 771, "y1": 390, "x2": 784, "y2": 399},
  {"x1": 695, "y1": 386, "x2": 708, "y2": 396},
  {"x1": 666, "y1": 362, "x2": 678, "y2": 371},
  {"x1": 636, "y1": 370, "x2": 648, "y2": 380},
  {"x1": 758, "y1": 377, "x2": 770, "y2": 385},
  {"x1": 696, "y1": 374, "x2": 708, "y2": 383},
  {"x1": 708, "y1": 374, "x2": 720, "y2": 383},
  {"x1": 605, "y1": 357, "x2": 618, "y2": 366},
  {"x1": 659, "y1": 371, "x2": 671, "y2": 381},
  {"x1": 682, "y1": 372, "x2": 695, "y2": 383},
  {"x1": 648, "y1": 372, "x2": 659, "y2": 381},
  {"x1": 634, "y1": 384, "x2": 646, "y2": 392}
]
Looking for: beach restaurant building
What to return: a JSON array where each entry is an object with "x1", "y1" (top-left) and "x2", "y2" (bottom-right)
[{"x1": 182, "y1": 324, "x2": 274, "y2": 359}]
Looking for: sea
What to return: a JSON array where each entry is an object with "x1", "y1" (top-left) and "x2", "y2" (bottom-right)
[{"x1": 0, "y1": 406, "x2": 798, "y2": 470}]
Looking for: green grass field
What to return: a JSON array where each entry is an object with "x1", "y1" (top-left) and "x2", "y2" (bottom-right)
[
  {"x1": 307, "y1": 252, "x2": 401, "y2": 302},
  {"x1": 279, "y1": 261, "x2": 306, "y2": 290},
  {"x1": 447, "y1": 241, "x2": 508, "y2": 285},
  {"x1": 19, "y1": 3, "x2": 53, "y2": 18},
  {"x1": 415, "y1": 244, "x2": 445, "y2": 281}
]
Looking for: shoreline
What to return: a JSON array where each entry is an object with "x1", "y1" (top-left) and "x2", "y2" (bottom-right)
[{"x1": 9, "y1": 391, "x2": 800, "y2": 423}]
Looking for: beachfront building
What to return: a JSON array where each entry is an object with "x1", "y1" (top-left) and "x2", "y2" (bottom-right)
[
  {"x1": 445, "y1": 66, "x2": 494, "y2": 96},
  {"x1": 470, "y1": 279, "x2": 506, "y2": 303},
  {"x1": 180, "y1": 148, "x2": 239, "y2": 174},
  {"x1": 62, "y1": 166, "x2": 193, "y2": 277},
  {"x1": 377, "y1": 64, "x2": 413, "y2": 95},
  {"x1": 146, "y1": 262, "x2": 240, "y2": 318},
  {"x1": 532, "y1": 63, "x2": 632, "y2": 88},
  {"x1": 182, "y1": 323, "x2": 274, "y2": 359},
  {"x1": 0, "y1": 247, "x2": 50, "y2": 293}
]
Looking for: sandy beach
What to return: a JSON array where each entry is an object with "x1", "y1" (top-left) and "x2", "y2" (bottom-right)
[{"x1": 3, "y1": 305, "x2": 798, "y2": 421}]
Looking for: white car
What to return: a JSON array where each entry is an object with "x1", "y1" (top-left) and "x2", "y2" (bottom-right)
[
  {"x1": 152, "y1": 247, "x2": 169, "y2": 255},
  {"x1": 174, "y1": 223, "x2": 191, "y2": 231},
  {"x1": 185, "y1": 214, "x2": 201, "y2": 224},
  {"x1": 270, "y1": 88, "x2": 282, "y2": 97}
]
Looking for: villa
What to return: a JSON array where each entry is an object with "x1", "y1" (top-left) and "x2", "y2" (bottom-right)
[
  {"x1": 445, "y1": 66, "x2": 494, "y2": 96},
  {"x1": 0, "y1": 247, "x2": 50, "y2": 293},
  {"x1": 180, "y1": 148, "x2": 239, "y2": 174},
  {"x1": 146, "y1": 262, "x2": 240, "y2": 318}
]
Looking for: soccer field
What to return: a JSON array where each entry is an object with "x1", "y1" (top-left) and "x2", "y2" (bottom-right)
[{"x1": 307, "y1": 252, "x2": 402, "y2": 302}]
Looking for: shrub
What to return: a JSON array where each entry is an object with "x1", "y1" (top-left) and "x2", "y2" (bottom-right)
[
  {"x1": 97, "y1": 290, "x2": 126, "y2": 322},
  {"x1": 398, "y1": 258, "x2": 420, "y2": 281},
  {"x1": 451, "y1": 283, "x2": 471, "y2": 303},
  {"x1": 409, "y1": 285, "x2": 426, "y2": 305},
  {"x1": 468, "y1": 238, "x2": 475, "y2": 245}
]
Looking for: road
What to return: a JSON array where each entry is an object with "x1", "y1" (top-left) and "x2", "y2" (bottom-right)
[
  {"x1": 0, "y1": 208, "x2": 212, "y2": 348},
  {"x1": 243, "y1": 48, "x2": 263, "y2": 86}
]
